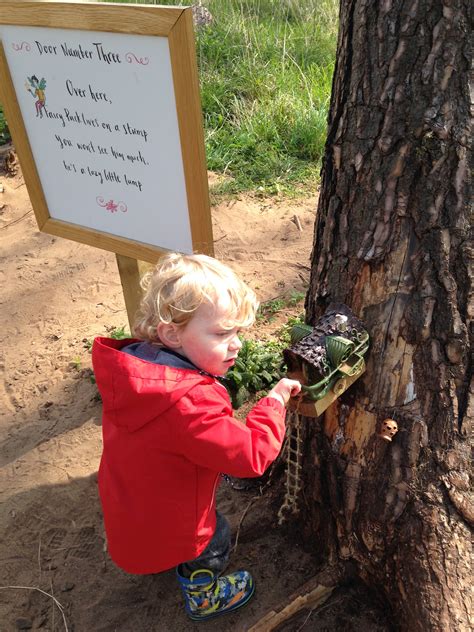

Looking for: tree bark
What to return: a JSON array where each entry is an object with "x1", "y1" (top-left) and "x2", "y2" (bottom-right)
[{"x1": 299, "y1": 1, "x2": 472, "y2": 630}]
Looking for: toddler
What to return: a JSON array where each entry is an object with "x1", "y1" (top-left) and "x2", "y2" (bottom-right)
[{"x1": 92, "y1": 252, "x2": 300, "y2": 621}]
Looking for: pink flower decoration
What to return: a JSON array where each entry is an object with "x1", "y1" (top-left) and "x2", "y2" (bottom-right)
[{"x1": 96, "y1": 197, "x2": 127, "y2": 213}]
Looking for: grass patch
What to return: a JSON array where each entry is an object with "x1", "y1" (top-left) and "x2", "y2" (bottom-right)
[
  {"x1": 105, "y1": 0, "x2": 338, "y2": 195},
  {"x1": 257, "y1": 290, "x2": 306, "y2": 322}
]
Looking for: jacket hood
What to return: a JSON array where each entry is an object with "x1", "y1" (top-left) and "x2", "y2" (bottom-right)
[{"x1": 92, "y1": 337, "x2": 212, "y2": 432}]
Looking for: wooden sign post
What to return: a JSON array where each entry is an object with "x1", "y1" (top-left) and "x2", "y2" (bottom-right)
[{"x1": 0, "y1": 0, "x2": 213, "y2": 328}]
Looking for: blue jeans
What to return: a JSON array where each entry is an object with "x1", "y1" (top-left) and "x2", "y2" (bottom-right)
[{"x1": 179, "y1": 512, "x2": 231, "y2": 578}]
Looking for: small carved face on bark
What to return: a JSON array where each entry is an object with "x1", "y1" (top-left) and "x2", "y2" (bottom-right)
[{"x1": 379, "y1": 418, "x2": 398, "y2": 441}]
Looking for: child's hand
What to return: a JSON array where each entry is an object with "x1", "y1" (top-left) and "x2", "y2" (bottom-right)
[{"x1": 267, "y1": 378, "x2": 302, "y2": 407}]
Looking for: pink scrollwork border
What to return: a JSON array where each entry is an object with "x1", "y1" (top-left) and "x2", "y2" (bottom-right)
[
  {"x1": 125, "y1": 52, "x2": 149, "y2": 66},
  {"x1": 12, "y1": 42, "x2": 31, "y2": 52}
]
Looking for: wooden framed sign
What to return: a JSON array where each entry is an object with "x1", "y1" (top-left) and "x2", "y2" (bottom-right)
[{"x1": 0, "y1": 1, "x2": 213, "y2": 262}]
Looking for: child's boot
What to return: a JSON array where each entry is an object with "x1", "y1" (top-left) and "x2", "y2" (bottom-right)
[{"x1": 176, "y1": 567, "x2": 255, "y2": 621}]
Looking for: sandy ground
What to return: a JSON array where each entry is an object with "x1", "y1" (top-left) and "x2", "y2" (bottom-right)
[{"x1": 0, "y1": 152, "x2": 391, "y2": 631}]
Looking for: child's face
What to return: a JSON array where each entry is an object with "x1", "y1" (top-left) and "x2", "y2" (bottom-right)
[{"x1": 176, "y1": 295, "x2": 242, "y2": 376}]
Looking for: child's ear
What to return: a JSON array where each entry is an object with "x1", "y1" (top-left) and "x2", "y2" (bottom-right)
[{"x1": 156, "y1": 322, "x2": 182, "y2": 348}]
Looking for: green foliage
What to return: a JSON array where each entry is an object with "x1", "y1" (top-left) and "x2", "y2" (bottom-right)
[
  {"x1": 83, "y1": 326, "x2": 130, "y2": 390},
  {"x1": 276, "y1": 313, "x2": 306, "y2": 346},
  {"x1": 257, "y1": 290, "x2": 306, "y2": 322},
  {"x1": 0, "y1": 106, "x2": 11, "y2": 145},
  {"x1": 83, "y1": 326, "x2": 130, "y2": 351},
  {"x1": 224, "y1": 337, "x2": 285, "y2": 408},
  {"x1": 109, "y1": 326, "x2": 131, "y2": 340},
  {"x1": 83, "y1": 338, "x2": 93, "y2": 351},
  {"x1": 287, "y1": 290, "x2": 306, "y2": 306},
  {"x1": 71, "y1": 356, "x2": 82, "y2": 370},
  {"x1": 257, "y1": 298, "x2": 286, "y2": 320},
  {"x1": 106, "y1": 0, "x2": 338, "y2": 195},
  {"x1": 198, "y1": 0, "x2": 337, "y2": 195}
]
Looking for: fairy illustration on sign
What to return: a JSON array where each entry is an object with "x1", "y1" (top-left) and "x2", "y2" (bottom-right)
[{"x1": 25, "y1": 75, "x2": 47, "y2": 118}]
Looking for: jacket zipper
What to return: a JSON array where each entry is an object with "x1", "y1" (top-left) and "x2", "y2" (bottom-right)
[{"x1": 210, "y1": 474, "x2": 220, "y2": 507}]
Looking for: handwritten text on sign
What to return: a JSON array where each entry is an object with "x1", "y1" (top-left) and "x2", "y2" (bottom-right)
[{"x1": 1, "y1": 25, "x2": 193, "y2": 252}]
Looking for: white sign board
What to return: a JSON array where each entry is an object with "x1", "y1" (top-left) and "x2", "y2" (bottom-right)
[{"x1": 0, "y1": 2, "x2": 213, "y2": 262}]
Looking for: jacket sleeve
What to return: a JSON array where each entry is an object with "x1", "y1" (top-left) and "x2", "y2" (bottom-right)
[{"x1": 174, "y1": 382, "x2": 287, "y2": 477}]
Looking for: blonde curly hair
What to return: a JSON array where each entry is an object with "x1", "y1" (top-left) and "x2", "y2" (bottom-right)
[{"x1": 133, "y1": 252, "x2": 259, "y2": 343}]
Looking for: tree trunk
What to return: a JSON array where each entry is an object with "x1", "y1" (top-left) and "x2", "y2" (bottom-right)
[{"x1": 299, "y1": 1, "x2": 472, "y2": 630}]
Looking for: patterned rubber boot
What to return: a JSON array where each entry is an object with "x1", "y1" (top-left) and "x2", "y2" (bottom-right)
[{"x1": 176, "y1": 567, "x2": 255, "y2": 621}]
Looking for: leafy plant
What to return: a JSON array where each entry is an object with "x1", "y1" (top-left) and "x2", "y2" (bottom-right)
[
  {"x1": 287, "y1": 290, "x2": 306, "y2": 306},
  {"x1": 83, "y1": 327, "x2": 130, "y2": 389},
  {"x1": 223, "y1": 338, "x2": 285, "y2": 408},
  {"x1": 83, "y1": 326, "x2": 130, "y2": 351},
  {"x1": 277, "y1": 313, "x2": 306, "y2": 346},
  {"x1": 71, "y1": 356, "x2": 82, "y2": 370},
  {"x1": 83, "y1": 338, "x2": 93, "y2": 351},
  {"x1": 257, "y1": 298, "x2": 286, "y2": 321},
  {"x1": 109, "y1": 326, "x2": 130, "y2": 340},
  {"x1": 257, "y1": 290, "x2": 306, "y2": 322},
  {"x1": 0, "y1": 106, "x2": 11, "y2": 145}
]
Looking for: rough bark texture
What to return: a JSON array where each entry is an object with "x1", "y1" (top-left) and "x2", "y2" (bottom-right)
[{"x1": 300, "y1": 1, "x2": 472, "y2": 630}]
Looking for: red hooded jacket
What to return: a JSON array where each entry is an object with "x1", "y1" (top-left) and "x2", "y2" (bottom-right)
[{"x1": 92, "y1": 337, "x2": 287, "y2": 574}]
